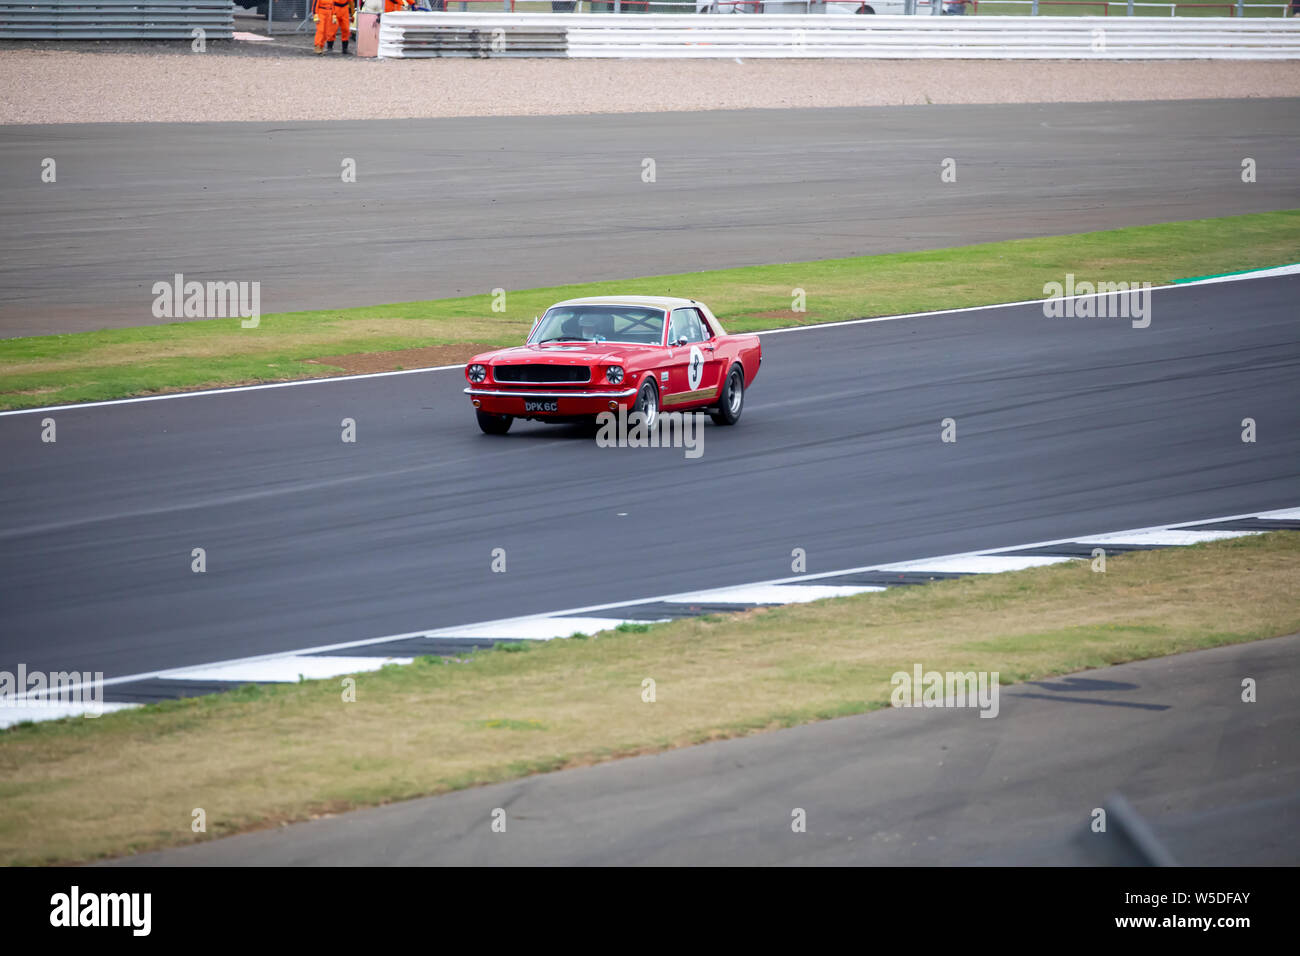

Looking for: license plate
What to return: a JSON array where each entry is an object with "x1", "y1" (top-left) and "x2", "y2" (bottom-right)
[{"x1": 524, "y1": 400, "x2": 558, "y2": 413}]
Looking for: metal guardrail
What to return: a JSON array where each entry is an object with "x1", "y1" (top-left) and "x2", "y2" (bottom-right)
[
  {"x1": 0, "y1": 0, "x2": 235, "y2": 39},
  {"x1": 377, "y1": 11, "x2": 1300, "y2": 56},
  {"x1": 567, "y1": 14, "x2": 1300, "y2": 54},
  {"x1": 388, "y1": 0, "x2": 1296, "y2": 12},
  {"x1": 379, "y1": 21, "x2": 568, "y2": 53},
  {"x1": 973, "y1": 0, "x2": 1293, "y2": 13}
]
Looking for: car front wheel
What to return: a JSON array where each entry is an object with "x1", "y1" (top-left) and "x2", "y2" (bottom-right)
[
  {"x1": 633, "y1": 379, "x2": 659, "y2": 431},
  {"x1": 476, "y1": 410, "x2": 513, "y2": 435},
  {"x1": 711, "y1": 366, "x2": 744, "y2": 426}
]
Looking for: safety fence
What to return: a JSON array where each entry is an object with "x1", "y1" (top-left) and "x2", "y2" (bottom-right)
[
  {"x1": 396, "y1": 1, "x2": 904, "y2": 11},
  {"x1": 376, "y1": 11, "x2": 1300, "y2": 56},
  {"x1": 379, "y1": 14, "x2": 568, "y2": 50},
  {"x1": 264, "y1": 0, "x2": 311, "y2": 34},
  {"x1": 0, "y1": 0, "x2": 234, "y2": 38},
  {"x1": 968, "y1": 0, "x2": 1293, "y2": 14},
  {"x1": 371, "y1": 1, "x2": 1294, "y2": 10}
]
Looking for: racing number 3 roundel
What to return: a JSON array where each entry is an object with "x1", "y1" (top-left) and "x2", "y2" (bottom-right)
[{"x1": 687, "y1": 345, "x2": 704, "y2": 391}]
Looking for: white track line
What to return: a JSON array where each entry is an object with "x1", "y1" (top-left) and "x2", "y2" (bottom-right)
[
  {"x1": 5, "y1": 265, "x2": 1294, "y2": 419},
  {"x1": 874, "y1": 554, "x2": 1073, "y2": 574},
  {"x1": 1251, "y1": 507, "x2": 1300, "y2": 521},
  {"x1": 757, "y1": 267, "x2": 1296, "y2": 337},
  {"x1": 11, "y1": 504, "x2": 1295, "y2": 709},
  {"x1": 1175, "y1": 263, "x2": 1300, "y2": 286},
  {"x1": 0, "y1": 364, "x2": 463, "y2": 418}
]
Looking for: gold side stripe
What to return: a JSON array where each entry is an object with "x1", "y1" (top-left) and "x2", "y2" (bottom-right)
[{"x1": 662, "y1": 385, "x2": 720, "y2": 406}]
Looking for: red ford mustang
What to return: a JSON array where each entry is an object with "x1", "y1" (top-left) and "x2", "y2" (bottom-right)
[{"x1": 463, "y1": 296, "x2": 762, "y2": 434}]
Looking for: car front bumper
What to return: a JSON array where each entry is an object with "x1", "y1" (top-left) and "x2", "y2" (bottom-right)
[{"x1": 464, "y1": 386, "x2": 638, "y2": 418}]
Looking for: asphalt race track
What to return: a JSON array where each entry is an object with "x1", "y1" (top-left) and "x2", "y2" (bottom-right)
[
  {"x1": 2, "y1": 98, "x2": 1299, "y2": 337},
  {"x1": 1, "y1": 274, "x2": 1297, "y2": 681},
  {"x1": 3, "y1": 87, "x2": 1300, "y2": 871},
  {"x1": 108, "y1": 634, "x2": 1300, "y2": 866}
]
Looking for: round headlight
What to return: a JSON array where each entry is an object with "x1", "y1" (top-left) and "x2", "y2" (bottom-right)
[
  {"x1": 468, "y1": 364, "x2": 487, "y2": 384},
  {"x1": 606, "y1": 365, "x2": 624, "y2": 385}
]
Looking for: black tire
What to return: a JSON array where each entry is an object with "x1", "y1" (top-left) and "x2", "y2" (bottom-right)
[
  {"x1": 632, "y1": 378, "x2": 660, "y2": 431},
  {"x1": 856, "y1": 3, "x2": 875, "y2": 12},
  {"x1": 710, "y1": 365, "x2": 744, "y2": 426},
  {"x1": 476, "y1": 410, "x2": 513, "y2": 435}
]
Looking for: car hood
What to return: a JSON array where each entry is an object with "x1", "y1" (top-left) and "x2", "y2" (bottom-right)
[{"x1": 475, "y1": 343, "x2": 659, "y2": 366}]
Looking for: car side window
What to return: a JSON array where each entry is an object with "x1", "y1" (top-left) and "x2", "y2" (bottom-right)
[{"x1": 671, "y1": 308, "x2": 706, "y2": 344}]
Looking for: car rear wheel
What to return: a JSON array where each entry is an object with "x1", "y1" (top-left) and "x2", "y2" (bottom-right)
[
  {"x1": 476, "y1": 410, "x2": 513, "y2": 435},
  {"x1": 633, "y1": 379, "x2": 659, "y2": 431},
  {"x1": 711, "y1": 366, "x2": 744, "y2": 426}
]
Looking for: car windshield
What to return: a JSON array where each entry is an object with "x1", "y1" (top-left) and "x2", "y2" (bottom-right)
[{"x1": 532, "y1": 305, "x2": 664, "y2": 346}]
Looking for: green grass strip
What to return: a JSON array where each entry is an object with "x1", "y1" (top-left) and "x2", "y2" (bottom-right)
[{"x1": 1, "y1": 209, "x2": 1297, "y2": 411}]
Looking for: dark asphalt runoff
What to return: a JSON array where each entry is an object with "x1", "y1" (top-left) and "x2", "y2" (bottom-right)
[
  {"x1": 108, "y1": 634, "x2": 1300, "y2": 866},
  {"x1": 2, "y1": 98, "x2": 1299, "y2": 337},
  {"x1": 1, "y1": 275, "x2": 1297, "y2": 680}
]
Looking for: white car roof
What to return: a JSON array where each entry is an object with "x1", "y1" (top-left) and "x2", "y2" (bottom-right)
[
  {"x1": 546, "y1": 295, "x2": 727, "y2": 335},
  {"x1": 550, "y1": 295, "x2": 700, "y2": 309}
]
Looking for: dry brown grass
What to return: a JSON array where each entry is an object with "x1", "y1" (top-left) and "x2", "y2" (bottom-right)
[{"x1": 1, "y1": 532, "x2": 1296, "y2": 865}]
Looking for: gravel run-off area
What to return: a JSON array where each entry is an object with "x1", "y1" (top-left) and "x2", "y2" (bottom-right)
[{"x1": 2, "y1": 47, "x2": 1299, "y2": 124}]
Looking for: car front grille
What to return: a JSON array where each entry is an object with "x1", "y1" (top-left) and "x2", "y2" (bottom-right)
[{"x1": 493, "y1": 364, "x2": 591, "y2": 384}]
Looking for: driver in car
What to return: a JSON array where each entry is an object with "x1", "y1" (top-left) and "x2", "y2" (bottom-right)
[{"x1": 578, "y1": 316, "x2": 606, "y2": 343}]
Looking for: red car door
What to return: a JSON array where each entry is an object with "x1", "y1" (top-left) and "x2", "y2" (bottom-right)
[
  {"x1": 662, "y1": 307, "x2": 723, "y2": 409},
  {"x1": 696, "y1": 308, "x2": 728, "y2": 393}
]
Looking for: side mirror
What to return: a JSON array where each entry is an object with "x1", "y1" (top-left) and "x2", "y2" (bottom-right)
[{"x1": 674, "y1": 336, "x2": 688, "y2": 347}]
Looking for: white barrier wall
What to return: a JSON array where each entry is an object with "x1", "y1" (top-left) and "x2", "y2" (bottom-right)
[
  {"x1": 377, "y1": 12, "x2": 1300, "y2": 59},
  {"x1": 0, "y1": 0, "x2": 235, "y2": 39}
]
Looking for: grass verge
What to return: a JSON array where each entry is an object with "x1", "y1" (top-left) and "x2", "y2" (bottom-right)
[
  {"x1": 1, "y1": 531, "x2": 1297, "y2": 865},
  {"x1": 1, "y1": 209, "x2": 1297, "y2": 411}
]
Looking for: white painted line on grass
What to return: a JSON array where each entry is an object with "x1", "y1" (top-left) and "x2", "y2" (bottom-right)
[
  {"x1": 432, "y1": 616, "x2": 650, "y2": 641},
  {"x1": 163, "y1": 655, "x2": 414, "y2": 683},
  {"x1": 666, "y1": 583, "x2": 884, "y2": 604},
  {"x1": 1076, "y1": 530, "x2": 1264, "y2": 547},
  {"x1": 874, "y1": 554, "x2": 1074, "y2": 574},
  {"x1": 0, "y1": 701, "x2": 139, "y2": 730}
]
